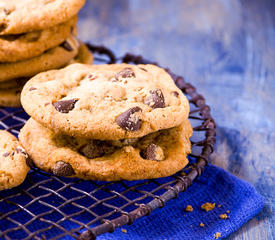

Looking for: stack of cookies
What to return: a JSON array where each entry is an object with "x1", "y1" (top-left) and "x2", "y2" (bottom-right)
[
  {"x1": 19, "y1": 63, "x2": 193, "y2": 181},
  {"x1": 0, "y1": 0, "x2": 92, "y2": 107}
]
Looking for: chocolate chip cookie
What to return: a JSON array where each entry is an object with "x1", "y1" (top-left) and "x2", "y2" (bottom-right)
[
  {"x1": 21, "y1": 63, "x2": 189, "y2": 140},
  {"x1": 0, "y1": 130, "x2": 30, "y2": 190},
  {"x1": 0, "y1": 16, "x2": 77, "y2": 63},
  {"x1": 0, "y1": 43, "x2": 92, "y2": 107},
  {"x1": 0, "y1": 0, "x2": 85, "y2": 35},
  {"x1": 19, "y1": 118, "x2": 192, "y2": 181},
  {"x1": 0, "y1": 35, "x2": 79, "y2": 82}
]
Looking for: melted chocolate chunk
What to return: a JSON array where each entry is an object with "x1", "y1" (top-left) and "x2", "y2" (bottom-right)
[
  {"x1": 115, "y1": 67, "x2": 136, "y2": 80},
  {"x1": 172, "y1": 91, "x2": 179, "y2": 97},
  {"x1": 116, "y1": 107, "x2": 142, "y2": 131},
  {"x1": 79, "y1": 140, "x2": 115, "y2": 159},
  {"x1": 144, "y1": 89, "x2": 165, "y2": 109},
  {"x1": 53, "y1": 99, "x2": 78, "y2": 113},
  {"x1": 60, "y1": 40, "x2": 73, "y2": 51},
  {"x1": 0, "y1": 23, "x2": 7, "y2": 33},
  {"x1": 53, "y1": 161, "x2": 75, "y2": 177},
  {"x1": 29, "y1": 87, "x2": 37, "y2": 91},
  {"x1": 141, "y1": 144, "x2": 165, "y2": 161},
  {"x1": 2, "y1": 152, "x2": 10, "y2": 157}
]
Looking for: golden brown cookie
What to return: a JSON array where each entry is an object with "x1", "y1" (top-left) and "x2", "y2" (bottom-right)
[
  {"x1": 21, "y1": 63, "x2": 189, "y2": 140},
  {"x1": 0, "y1": 130, "x2": 30, "y2": 190},
  {"x1": 0, "y1": 0, "x2": 85, "y2": 35},
  {"x1": 19, "y1": 118, "x2": 192, "y2": 181},
  {"x1": 0, "y1": 43, "x2": 92, "y2": 107},
  {"x1": 0, "y1": 35, "x2": 79, "y2": 82},
  {"x1": 0, "y1": 16, "x2": 77, "y2": 63}
]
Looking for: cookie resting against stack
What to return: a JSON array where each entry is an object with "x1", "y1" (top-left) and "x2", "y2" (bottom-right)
[
  {"x1": 0, "y1": 0, "x2": 92, "y2": 107},
  {"x1": 0, "y1": 130, "x2": 30, "y2": 190},
  {"x1": 19, "y1": 63, "x2": 193, "y2": 181}
]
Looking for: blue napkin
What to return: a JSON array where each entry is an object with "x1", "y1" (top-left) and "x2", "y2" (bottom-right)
[{"x1": 98, "y1": 164, "x2": 264, "y2": 240}]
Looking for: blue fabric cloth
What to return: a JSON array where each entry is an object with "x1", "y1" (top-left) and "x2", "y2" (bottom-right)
[{"x1": 98, "y1": 164, "x2": 264, "y2": 240}]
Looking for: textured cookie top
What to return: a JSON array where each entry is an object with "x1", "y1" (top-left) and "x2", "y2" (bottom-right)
[
  {"x1": 0, "y1": 16, "x2": 77, "y2": 62},
  {"x1": 0, "y1": 130, "x2": 30, "y2": 190},
  {"x1": 21, "y1": 63, "x2": 190, "y2": 140},
  {"x1": 0, "y1": 0, "x2": 85, "y2": 35},
  {"x1": 19, "y1": 118, "x2": 192, "y2": 181}
]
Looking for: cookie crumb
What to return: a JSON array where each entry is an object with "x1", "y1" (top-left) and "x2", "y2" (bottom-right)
[
  {"x1": 226, "y1": 210, "x2": 230, "y2": 213},
  {"x1": 201, "y1": 202, "x2": 215, "y2": 212},
  {"x1": 214, "y1": 232, "x2": 221, "y2": 239},
  {"x1": 200, "y1": 222, "x2": 205, "y2": 227},
  {"x1": 121, "y1": 229, "x2": 127, "y2": 233},
  {"x1": 218, "y1": 204, "x2": 222, "y2": 208},
  {"x1": 185, "y1": 205, "x2": 193, "y2": 212},
  {"x1": 219, "y1": 213, "x2": 228, "y2": 219}
]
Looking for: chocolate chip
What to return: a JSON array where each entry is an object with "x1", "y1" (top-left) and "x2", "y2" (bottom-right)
[
  {"x1": 139, "y1": 67, "x2": 147, "y2": 72},
  {"x1": 141, "y1": 144, "x2": 165, "y2": 161},
  {"x1": 3, "y1": 152, "x2": 10, "y2": 157},
  {"x1": 172, "y1": 91, "x2": 179, "y2": 97},
  {"x1": 79, "y1": 140, "x2": 115, "y2": 159},
  {"x1": 60, "y1": 40, "x2": 73, "y2": 51},
  {"x1": 14, "y1": 147, "x2": 28, "y2": 158},
  {"x1": 53, "y1": 99, "x2": 78, "y2": 113},
  {"x1": 0, "y1": 23, "x2": 7, "y2": 33},
  {"x1": 29, "y1": 87, "x2": 37, "y2": 91},
  {"x1": 144, "y1": 89, "x2": 165, "y2": 109},
  {"x1": 116, "y1": 107, "x2": 142, "y2": 131},
  {"x1": 115, "y1": 67, "x2": 136, "y2": 80},
  {"x1": 53, "y1": 161, "x2": 75, "y2": 177}
]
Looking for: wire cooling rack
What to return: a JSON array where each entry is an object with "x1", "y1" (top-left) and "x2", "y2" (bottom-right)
[{"x1": 0, "y1": 45, "x2": 216, "y2": 240}]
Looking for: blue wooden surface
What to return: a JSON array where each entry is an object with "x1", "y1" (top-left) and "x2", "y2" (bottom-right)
[{"x1": 78, "y1": 0, "x2": 275, "y2": 239}]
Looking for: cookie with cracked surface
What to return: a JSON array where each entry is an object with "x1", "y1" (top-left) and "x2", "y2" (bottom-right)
[
  {"x1": 0, "y1": 0, "x2": 85, "y2": 35},
  {"x1": 0, "y1": 130, "x2": 30, "y2": 190},
  {"x1": 19, "y1": 118, "x2": 192, "y2": 181},
  {"x1": 0, "y1": 35, "x2": 79, "y2": 82},
  {"x1": 0, "y1": 16, "x2": 77, "y2": 63},
  {"x1": 21, "y1": 63, "x2": 189, "y2": 140},
  {"x1": 0, "y1": 43, "x2": 92, "y2": 107}
]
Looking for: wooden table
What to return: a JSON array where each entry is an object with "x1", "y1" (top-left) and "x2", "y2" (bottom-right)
[{"x1": 78, "y1": 0, "x2": 274, "y2": 239}]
